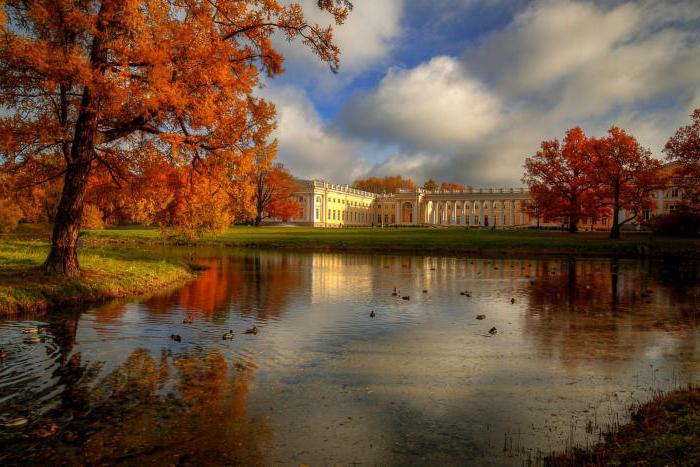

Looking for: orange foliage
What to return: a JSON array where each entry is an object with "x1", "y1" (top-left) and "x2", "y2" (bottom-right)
[
  {"x1": 353, "y1": 175, "x2": 416, "y2": 194},
  {"x1": 440, "y1": 181, "x2": 467, "y2": 192},
  {"x1": 0, "y1": 0, "x2": 350, "y2": 275},
  {"x1": 251, "y1": 148, "x2": 301, "y2": 225},
  {"x1": 0, "y1": 199, "x2": 22, "y2": 232}
]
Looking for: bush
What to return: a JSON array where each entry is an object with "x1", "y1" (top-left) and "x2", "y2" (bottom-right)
[
  {"x1": 651, "y1": 211, "x2": 700, "y2": 237},
  {"x1": 0, "y1": 199, "x2": 23, "y2": 233},
  {"x1": 81, "y1": 204, "x2": 105, "y2": 230}
]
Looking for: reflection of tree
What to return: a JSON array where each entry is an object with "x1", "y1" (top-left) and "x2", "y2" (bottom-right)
[
  {"x1": 146, "y1": 253, "x2": 303, "y2": 321},
  {"x1": 3, "y1": 348, "x2": 270, "y2": 466},
  {"x1": 522, "y1": 258, "x2": 700, "y2": 366}
]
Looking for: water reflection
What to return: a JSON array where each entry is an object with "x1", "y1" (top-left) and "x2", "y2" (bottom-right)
[{"x1": 0, "y1": 251, "x2": 698, "y2": 465}]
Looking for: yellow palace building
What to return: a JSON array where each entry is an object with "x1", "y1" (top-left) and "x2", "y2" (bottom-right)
[{"x1": 287, "y1": 163, "x2": 690, "y2": 229}]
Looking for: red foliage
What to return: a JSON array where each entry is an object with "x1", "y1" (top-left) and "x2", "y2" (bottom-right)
[{"x1": 664, "y1": 108, "x2": 700, "y2": 210}]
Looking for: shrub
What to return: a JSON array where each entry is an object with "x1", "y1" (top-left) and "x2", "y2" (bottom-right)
[
  {"x1": 651, "y1": 211, "x2": 700, "y2": 237},
  {"x1": 81, "y1": 204, "x2": 105, "y2": 230},
  {"x1": 0, "y1": 199, "x2": 23, "y2": 233}
]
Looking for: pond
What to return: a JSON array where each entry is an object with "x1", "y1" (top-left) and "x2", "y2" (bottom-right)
[{"x1": 1, "y1": 249, "x2": 699, "y2": 465}]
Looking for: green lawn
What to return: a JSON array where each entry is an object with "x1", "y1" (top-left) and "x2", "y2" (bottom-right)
[
  {"x1": 0, "y1": 240, "x2": 195, "y2": 315},
  {"x1": 82, "y1": 225, "x2": 700, "y2": 258}
]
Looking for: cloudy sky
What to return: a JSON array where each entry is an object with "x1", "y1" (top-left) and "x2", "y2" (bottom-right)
[{"x1": 263, "y1": 0, "x2": 700, "y2": 187}]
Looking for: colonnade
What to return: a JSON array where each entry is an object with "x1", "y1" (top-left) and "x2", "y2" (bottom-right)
[{"x1": 398, "y1": 198, "x2": 531, "y2": 228}]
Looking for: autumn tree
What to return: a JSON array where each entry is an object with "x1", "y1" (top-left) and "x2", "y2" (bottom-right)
[
  {"x1": 590, "y1": 127, "x2": 662, "y2": 239},
  {"x1": 440, "y1": 181, "x2": 465, "y2": 192},
  {"x1": 422, "y1": 179, "x2": 438, "y2": 191},
  {"x1": 251, "y1": 146, "x2": 300, "y2": 226},
  {"x1": 522, "y1": 127, "x2": 598, "y2": 233},
  {"x1": 664, "y1": 108, "x2": 700, "y2": 210},
  {"x1": 0, "y1": 0, "x2": 351, "y2": 277},
  {"x1": 353, "y1": 176, "x2": 415, "y2": 194}
]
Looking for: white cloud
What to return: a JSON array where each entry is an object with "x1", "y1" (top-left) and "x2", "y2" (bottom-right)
[
  {"x1": 261, "y1": 85, "x2": 373, "y2": 182},
  {"x1": 342, "y1": 56, "x2": 503, "y2": 152},
  {"x1": 277, "y1": 0, "x2": 404, "y2": 84},
  {"x1": 330, "y1": 0, "x2": 700, "y2": 186}
]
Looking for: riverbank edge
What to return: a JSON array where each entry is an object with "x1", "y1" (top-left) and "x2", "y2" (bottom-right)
[
  {"x1": 546, "y1": 385, "x2": 700, "y2": 466},
  {"x1": 82, "y1": 235, "x2": 700, "y2": 259},
  {"x1": 0, "y1": 242, "x2": 200, "y2": 317}
]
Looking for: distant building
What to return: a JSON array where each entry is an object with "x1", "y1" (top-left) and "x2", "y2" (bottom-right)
[{"x1": 283, "y1": 163, "x2": 693, "y2": 229}]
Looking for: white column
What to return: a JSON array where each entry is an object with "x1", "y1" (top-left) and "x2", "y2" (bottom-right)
[
  {"x1": 492, "y1": 201, "x2": 499, "y2": 228},
  {"x1": 510, "y1": 200, "x2": 515, "y2": 226},
  {"x1": 414, "y1": 200, "x2": 419, "y2": 225},
  {"x1": 396, "y1": 202, "x2": 401, "y2": 225},
  {"x1": 451, "y1": 202, "x2": 457, "y2": 224}
]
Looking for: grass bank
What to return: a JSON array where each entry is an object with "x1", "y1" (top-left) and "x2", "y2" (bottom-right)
[
  {"x1": 0, "y1": 240, "x2": 196, "y2": 315},
  {"x1": 547, "y1": 386, "x2": 700, "y2": 466},
  {"x1": 81, "y1": 225, "x2": 700, "y2": 258}
]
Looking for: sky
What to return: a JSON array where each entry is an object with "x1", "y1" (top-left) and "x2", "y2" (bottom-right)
[{"x1": 262, "y1": 0, "x2": 700, "y2": 187}]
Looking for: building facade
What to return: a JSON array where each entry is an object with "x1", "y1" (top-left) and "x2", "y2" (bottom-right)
[{"x1": 289, "y1": 180, "x2": 534, "y2": 228}]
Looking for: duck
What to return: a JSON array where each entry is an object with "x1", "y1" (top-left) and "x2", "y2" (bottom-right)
[
  {"x1": 402, "y1": 296, "x2": 410, "y2": 301},
  {"x1": 222, "y1": 330, "x2": 235, "y2": 340},
  {"x1": 391, "y1": 288, "x2": 399, "y2": 296},
  {"x1": 510, "y1": 298, "x2": 515, "y2": 304},
  {"x1": 0, "y1": 349, "x2": 6, "y2": 361},
  {"x1": 22, "y1": 327, "x2": 39, "y2": 334},
  {"x1": 369, "y1": 310, "x2": 376, "y2": 318},
  {"x1": 489, "y1": 327, "x2": 498, "y2": 335},
  {"x1": 182, "y1": 314, "x2": 194, "y2": 324},
  {"x1": 422, "y1": 290, "x2": 428, "y2": 294},
  {"x1": 245, "y1": 326, "x2": 258, "y2": 335},
  {"x1": 170, "y1": 334, "x2": 182, "y2": 342},
  {"x1": 476, "y1": 314, "x2": 486, "y2": 320}
]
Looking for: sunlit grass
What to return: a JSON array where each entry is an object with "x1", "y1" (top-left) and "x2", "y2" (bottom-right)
[
  {"x1": 83, "y1": 225, "x2": 700, "y2": 257},
  {"x1": 0, "y1": 240, "x2": 194, "y2": 315}
]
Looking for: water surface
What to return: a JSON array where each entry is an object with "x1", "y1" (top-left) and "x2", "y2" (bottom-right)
[{"x1": 1, "y1": 250, "x2": 698, "y2": 465}]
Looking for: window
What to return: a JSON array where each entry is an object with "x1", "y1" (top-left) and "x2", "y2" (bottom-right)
[
  {"x1": 602, "y1": 217, "x2": 607, "y2": 226},
  {"x1": 391, "y1": 215, "x2": 395, "y2": 224},
  {"x1": 384, "y1": 215, "x2": 388, "y2": 224},
  {"x1": 643, "y1": 208, "x2": 650, "y2": 221},
  {"x1": 315, "y1": 208, "x2": 320, "y2": 220},
  {"x1": 671, "y1": 188, "x2": 679, "y2": 198},
  {"x1": 299, "y1": 196, "x2": 304, "y2": 203},
  {"x1": 327, "y1": 209, "x2": 331, "y2": 219},
  {"x1": 377, "y1": 215, "x2": 382, "y2": 223}
]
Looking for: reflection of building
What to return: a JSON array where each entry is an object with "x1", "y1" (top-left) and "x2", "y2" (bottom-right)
[
  {"x1": 289, "y1": 162, "x2": 696, "y2": 229},
  {"x1": 290, "y1": 179, "x2": 533, "y2": 228}
]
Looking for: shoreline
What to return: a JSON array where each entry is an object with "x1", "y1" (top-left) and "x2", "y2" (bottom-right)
[
  {"x1": 546, "y1": 385, "x2": 699, "y2": 466},
  {"x1": 0, "y1": 240, "x2": 198, "y2": 316}
]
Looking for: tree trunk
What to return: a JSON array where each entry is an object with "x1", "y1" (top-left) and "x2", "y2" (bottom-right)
[
  {"x1": 568, "y1": 219, "x2": 578, "y2": 233},
  {"x1": 255, "y1": 214, "x2": 262, "y2": 226},
  {"x1": 43, "y1": 161, "x2": 92, "y2": 277},
  {"x1": 43, "y1": 88, "x2": 99, "y2": 277},
  {"x1": 609, "y1": 184, "x2": 621, "y2": 240}
]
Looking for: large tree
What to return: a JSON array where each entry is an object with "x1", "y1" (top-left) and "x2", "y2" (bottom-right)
[
  {"x1": 664, "y1": 108, "x2": 700, "y2": 210},
  {"x1": 0, "y1": 0, "x2": 350, "y2": 277},
  {"x1": 522, "y1": 127, "x2": 598, "y2": 233},
  {"x1": 591, "y1": 127, "x2": 662, "y2": 239}
]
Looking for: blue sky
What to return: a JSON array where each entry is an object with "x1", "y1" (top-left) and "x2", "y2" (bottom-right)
[{"x1": 263, "y1": 0, "x2": 700, "y2": 186}]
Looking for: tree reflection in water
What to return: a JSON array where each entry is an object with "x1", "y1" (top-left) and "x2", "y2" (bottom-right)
[
  {"x1": 522, "y1": 257, "x2": 700, "y2": 367},
  {"x1": 2, "y1": 347, "x2": 269, "y2": 466}
]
